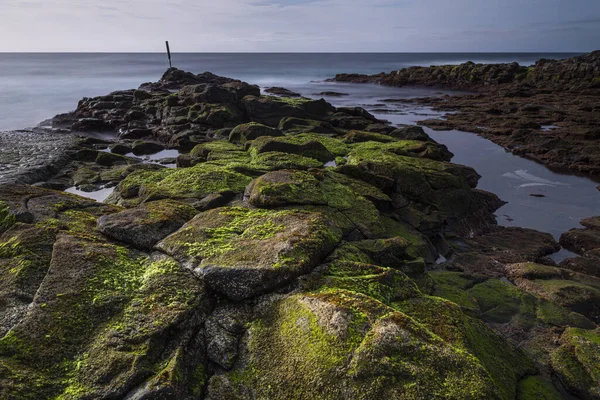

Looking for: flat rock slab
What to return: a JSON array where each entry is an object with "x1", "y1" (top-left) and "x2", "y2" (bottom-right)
[
  {"x1": 156, "y1": 207, "x2": 342, "y2": 300},
  {"x1": 97, "y1": 199, "x2": 197, "y2": 250},
  {"x1": 0, "y1": 130, "x2": 77, "y2": 185}
]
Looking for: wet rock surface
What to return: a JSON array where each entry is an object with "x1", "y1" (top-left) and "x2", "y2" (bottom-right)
[
  {"x1": 0, "y1": 64, "x2": 598, "y2": 399},
  {"x1": 332, "y1": 51, "x2": 600, "y2": 175}
]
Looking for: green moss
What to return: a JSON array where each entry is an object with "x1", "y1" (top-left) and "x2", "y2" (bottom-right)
[
  {"x1": 429, "y1": 272, "x2": 479, "y2": 310},
  {"x1": 0, "y1": 201, "x2": 16, "y2": 233},
  {"x1": 190, "y1": 140, "x2": 242, "y2": 158},
  {"x1": 118, "y1": 162, "x2": 253, "y2": 202},
  {"x1": 184, "y1": 208, "x2": 289, "y2": 259},
  {"x1": 469, "y1": 279, "x2": 537, "y2": 325},
  {"x1": 516, "y1": 376, "x2": 562, "y2": 400},
  {"x1": 225, "y1": 290, "x2": 503, "y2": 399},
  {"x1": 250, "y1": 151, "x2": 323, "y2": 170},
  {"x1": 550, "y1": 328, "x2": 600, "y2": 398},
  {"x1": 263, "y1": 95, "x2": 313, "y2": 107},
  {"x1": 396, "y1": 296, "x2": 536, "y2": 400},
  {"x1": 536, "y1": 300, "x2": 595, "y2": 329}
]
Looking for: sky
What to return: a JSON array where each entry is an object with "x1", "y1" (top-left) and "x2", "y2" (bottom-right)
[{"x1": 1, "y1": 0, "x2": 599, "y2": 52}]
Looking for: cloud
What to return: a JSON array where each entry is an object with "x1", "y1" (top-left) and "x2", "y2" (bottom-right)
[{"x1": 0, "y1": 0, "x2": 598, "y2": 52}]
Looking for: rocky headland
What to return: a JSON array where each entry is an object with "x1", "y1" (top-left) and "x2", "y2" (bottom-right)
[
  {"x1": 333, "y1": 51, "x2": 600, "y2": 175},
  {"x1": 0, "y1": 65, "x2": 598, "y2": 399}
]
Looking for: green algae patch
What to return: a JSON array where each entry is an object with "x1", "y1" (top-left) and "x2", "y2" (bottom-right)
[
  {"x1": 58, "y1": 256, "x2": 208, "y2": 399},
  {"x1": 247, "y1": 170, "x2": 388, "y2": 239},
  {"x1": 550, "y1": 328, "x2": 600, "y2": 399},
  {"x1": 117, "y1": 162, "x2": 253, "y2": 203},
  {"x1": 396, "y1": 295, "x2": 536, "y2": 400},
  {"x1": 516, "y1": 376, "x2": 562, "y2": 400},
  {"x1": 536, "y1": 300, "x2": 596, "y2": 329},
  {"x1": 0, "y1": 201, "x2": 16, "y2": 233},
  {"x1": 157, "y1": 207, "x2": 342, "y2": 300},
  {"x1": 429, "y1": 271, "x2": 479, "y2": 310},
  {"x1": 248, "y1": 133, "x2": 349, "y2": 161},
  {"x1": 212, "y1": 289, "x2": 503, "y2": 400},
  {"x1": 469, "y1": 278, "x2": 537, "y2": 325},
  {"x1": 0, "y1": 236, "x2": 151, "y2": 398},
  {"x1": 250, "y1": 151, "x2": 324, "y2": 170}
]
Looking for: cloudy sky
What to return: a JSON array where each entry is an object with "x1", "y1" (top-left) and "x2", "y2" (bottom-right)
[{"x1": 1, "y1": 0, "x2": 599, "y2": 52}]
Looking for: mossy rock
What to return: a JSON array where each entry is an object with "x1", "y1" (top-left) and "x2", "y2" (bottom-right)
[
  {"x1": 0, "y1": 235, "x2": 147, "y2": 398},
  {"x1": 248, "y1": 133, "x2": 349, "y2": 162},
  {"x1": 250, "y1": 151, "x2": 324, "y2": 170},
  {"x1": 0, "y1": 223, "x2": 58, "y2": 337},
  {"x1": 156, "y1": 207, "x2": 342, "y2": 300},
  {"x1": 396, "y1": 295, "x2": 536, "y2": 400},
  {"x1": 206, "y1": 290, "x2": 506, "y2": 400},
  {"x1": 246, "y1": 170, "x2": 388, "y2": 239},
  {"x1": 429, "y1": 271, "x2": 479, "y2": 311},
  {"x1": 190, "y1": 140, "x2": 242, "y2": 160},
  {"x1": 95, "y1": 152, "x2": 139, "y2": 167},
  {"x1": 341, "y1": 145, "x2": 479, "y2": 221},
  {"x1": 97, "y1": 199, "x2": 197, "y2": 250},
  {"x1": 344, "y1": 130, "x2": 395, "y2": 143},
  {"x1": 114, "y1": 162, "x2": 253, "y2": 204},
  {"x1": 57, "y1": 255, "x2": 210, "y2": 399},
  {"x1": 507, "y1": 263, "x2": 600, "y2": 323},
  {"x1": 516, "y1": 376, "x2": 562, "y2": 400},
  {"x1": 228, "y1": 122, "x2": 283, "y2": 144},
  {"x1": 278, "y1": 116, "x2": 337, "y2": 134},
  {"x1": 469, "y1": 278, "x2": 537, "y2": 325},
  {"x1": 550, "y1": 328, "x2": 600, "y2": 399},
  {"x1": 248, "y1": 136, "x2": 334, "y2": 163},
  {"x1": 242, "y1": 95, "x2": 335, "y2": 126}
]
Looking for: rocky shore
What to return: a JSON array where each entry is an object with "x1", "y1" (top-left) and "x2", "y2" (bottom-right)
[
  {"x1": 0, "y1": 66, "x2": 599, "y2": 399},
  {"x1": 333, "y1": 51, "x2": 600, "y2": 175}
]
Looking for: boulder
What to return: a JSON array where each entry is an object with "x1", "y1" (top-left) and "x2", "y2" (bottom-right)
[
  {"x1": 97, "y1": 199, "x2": 197, "y2": 250},
  {"x1": 228, "y1": 122, "x2": 283, "y2": 144},
  {"x1": 156, "y1": 207, "x2": 342, "y2": 300}
]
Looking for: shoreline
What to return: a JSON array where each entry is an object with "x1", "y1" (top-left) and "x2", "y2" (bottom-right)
[
  {"x1": 332, "y1": 51, "x2": 600, "y2": 176},
  {"x1": 0, "y1": 64, "x2": 599, "y2": 398}
]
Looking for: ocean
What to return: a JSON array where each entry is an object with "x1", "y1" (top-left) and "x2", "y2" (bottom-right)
[{"x1": 0, "y1": 52, "x2": 580, "y2": 132}]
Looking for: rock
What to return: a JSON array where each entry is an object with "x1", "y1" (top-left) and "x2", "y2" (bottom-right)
[
  {"x1": 131, "y1": 141, "x2": 165, "y2": 156},
  {"x1": 112, "y1": 162, "x2": 253, "y2": 204},
  {"x1": 156, "y1": 207, "x2": 342, "y2": 300},
  {"x1": 315, "y1": 91, "x2": 349, "y2": 97},
  {"x1": 343, "y1": 130, "x2": 395, "y2": 143},
  {"x1": 264, "y1": 87, "x2": 302, "y2": 97},
  {"x1": 390, "y1": 126, "x2": 433, "y2": 141},
  {"x1": 95, "y1": 152, "x2": 135, "y2": 167},
  {"x1": 228, "y1": 122, "x2": 283, "y2": 144},
  {"x1": 560, "y1": 220, "x2": 600, "y2": 254},
  {"x1": 109, "y1": 143, "x2": 132, "y2": 155},
  {"x1": 550, "y1": 328, "x2": 600, "y2": 399},
  {"x1": 242, "y1": 95, "x2": 335, "y2": 127},
  {"x1": 97, "y1": 200, "x2": 197, "y2": 250},
  {"x1": 206, "y1": 290, "x2": 531, "y2": 400},
  {"x1": 119, "y1": 128, "x2": 153, "y2": 140},
  {"x1": 247, "y1": 134, "x2": 342, "y2": 162},
  {"x1": 278, "y1": 117, "x2": 337, "y2": 134}
]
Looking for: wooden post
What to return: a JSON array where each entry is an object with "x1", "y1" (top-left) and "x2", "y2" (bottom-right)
[{"x1": 165, "y1": 41, "x2": 172, "y2": 68}]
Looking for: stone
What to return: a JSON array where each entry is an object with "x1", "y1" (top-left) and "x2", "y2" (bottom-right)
[
  {"x1": 97, "y1": 199, "x2": 197, "y2": 250},
  {"x1": 228, "y1": 122, "x2": 283, "y2": 144},
  {"x1": 156, "y1": 207, "x2": 342, "y2": 300}
]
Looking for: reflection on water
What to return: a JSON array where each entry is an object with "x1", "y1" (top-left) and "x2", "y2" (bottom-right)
[{"x1": 65, "y1": 186, "x2": 114, "y2": 202}]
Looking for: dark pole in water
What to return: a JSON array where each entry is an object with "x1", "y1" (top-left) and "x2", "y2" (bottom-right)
[{"x1": 165, "y1": 41, "x2": 172, "y2": 68}]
